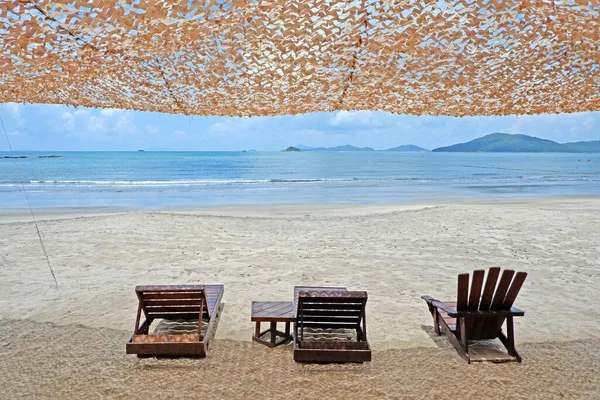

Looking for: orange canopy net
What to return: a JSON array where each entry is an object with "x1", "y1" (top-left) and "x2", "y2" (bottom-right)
[{"x1": 1, "y1": 0, "x2": 599, "y2": 117}]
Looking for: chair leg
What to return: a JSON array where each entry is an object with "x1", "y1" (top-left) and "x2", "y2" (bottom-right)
[
  {"x1": 433, "y1": 309, "x2": 441, "y2": 335},
  {"x1": 498, "y1": 317, "x2": 522, "y2": 362},
  {"x1": 437, "y1": 313, "x2": 470, "y2": 363},
  {"x1": 459, "y1": 317, "x2": 468, "y2": 355},
  {"x1": 506, "y1": 316, "x2": 515, "y2": 355}
]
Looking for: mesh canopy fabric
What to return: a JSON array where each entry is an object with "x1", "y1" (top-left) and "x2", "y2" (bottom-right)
[{"x1": 1, "y1": 0, "x2": 599, "y2": 117}]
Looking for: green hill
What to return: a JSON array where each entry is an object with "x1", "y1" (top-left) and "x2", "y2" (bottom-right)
[
  {"x1": 282, "y1": 146, "x2": 300, "y2": 152},
  {"x1": 432, "y1": 133, "x2": 599, "y2": 153},
  {"x1": 384, "y1": 145, "x2": 429, "y2": 152},
  {"x1": 305, "y1": 145, "x2": 375, "y2": 152},
  {"x1": 563, "y1": 140, "x2": 600, "y2": 153}
]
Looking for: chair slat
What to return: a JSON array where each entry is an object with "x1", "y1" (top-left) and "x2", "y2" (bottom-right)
[
  {"x1": 141, "y1": 292, "x2": 204, "y2": 300},
  {"x1": 144, "y1": 306, "x2": 203, "y2": 313},
  {"x1": 501, "y1": 272, "x2": 527, "y2": 309},
  {"x1": 135, "y1": 284, "x2": 205, "y2": 292},
  {"x1": 298, "y1": 296, "x2": 367, "y2": 303},
  {"x1": 302, "y1": 310, "x2": 362, "y2": 317},
  {"x1": 146, "y1": 312, "x2": 203, "y2": 319},
  {"x1": 298, "y1": 341, "x2": 370, "y2": 350},
  {"x1": 468, "y1": 270, "x2": 485, "y2": 310},
  {"x1": 300, "y1": 303, "x2": 364, "y2": 310},
  {"x1": 456, "y1": 273, "x2": 469, "y2": 311},
  {"x1": 301, "y1": 316, "x2": 360, "y2": 323},
  {"x1": 479, "y1": 267, "x2": 501, "y2": 311},
  {"x1": 143, "y1": 299, "x2": 204, "y2": 306},
  {"x1": 490, "y1": 270, "x2": 515, "y2": 310},
  {"x1": 299, "y1": 322, "x2": 359, "y2": 329}
]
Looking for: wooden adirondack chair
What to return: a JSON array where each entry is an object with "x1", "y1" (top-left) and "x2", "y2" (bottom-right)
[
  {"x1": 294, "y1": 288, "x2": 371, "y2": 363},
  {"x1": 422, "y1": 267, "x2": 527, "y2": 363},
  {"x1": 126, "y1": 284, "x2": 224, "y2": 357}
]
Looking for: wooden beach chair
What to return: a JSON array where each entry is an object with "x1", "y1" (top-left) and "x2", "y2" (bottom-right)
[
  {"x1": 294, "y1": 286, "x2": 371, "y2": 363},
  {"x1": 126, "y1": 284, "x2": 224, "y2": 357},
  {"x1": 422, "y1": 267, "x2": 527, "y2": 363}
]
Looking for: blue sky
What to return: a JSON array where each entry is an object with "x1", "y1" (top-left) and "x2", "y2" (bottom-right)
[{"x1": 1, "y1": 103, "x2": 598, "y2": 151}]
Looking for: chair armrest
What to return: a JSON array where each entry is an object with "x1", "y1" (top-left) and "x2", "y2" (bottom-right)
[
  {"x1": 423, "y1": 296, "x2": 525, "y2": 318},
  {"x1": 422, "y1": 296, "x2": 458, "y2": 315},
  {"x1": 509, "y1": 306, "x2": 524, "y2": 315},
  {"x1": 451, "y1": 307, "x2": 525, "y2": 318}
]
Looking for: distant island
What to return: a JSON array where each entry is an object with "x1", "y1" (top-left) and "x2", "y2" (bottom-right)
[
  {"x1": 2, "y1": 155, "x2": 63, "y2": 159},
  {"x1": 384, "y1": 145, "x2": 429, "y2": 152},
  {"x1": 303, "y1": 145, "x2": 375, "y2": 152},
  {"x1": 283, "y1": 134, "x2": 600, "y2": 153},
  {"x1": 432, "y1": 133, "x2": 600, "y2": 153},
  {"x1": 290, "y1": 144, "x2": 429, "y2": 152}
]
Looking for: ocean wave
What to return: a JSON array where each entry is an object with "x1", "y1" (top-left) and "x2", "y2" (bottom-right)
[
  {"x1": 12, "y1": 178, "x2": 362, "y2": 187},
  {"x1": 0, "y1": 174, "x2": 596, "y2": 192},
  {"x1": 26, "y1": 179, "x2": 270, "y2": 186}
]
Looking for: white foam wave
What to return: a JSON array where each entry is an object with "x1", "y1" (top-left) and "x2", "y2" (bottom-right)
[{"x1": 17, "y1": 178, "x2": 359, "y2": 187}]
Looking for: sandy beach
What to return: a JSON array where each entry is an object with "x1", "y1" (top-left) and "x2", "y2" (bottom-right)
[{"x1": 1, "y1": 198, "x2": 600, "y2": 398}]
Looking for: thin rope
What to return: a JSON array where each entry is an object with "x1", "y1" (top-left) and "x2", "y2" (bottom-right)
[{"x1": 0, "y1": 107, "x2": 61, "y2": 299}]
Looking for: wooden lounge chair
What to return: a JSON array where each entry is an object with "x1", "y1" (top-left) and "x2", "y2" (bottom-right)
[
  {"x1": 422, "y1": 267, "x2": 527, "y2": 363},
  {"x1": 126, "y1": 284, "x2": 224, "y2": 357},
  {"x1": 294, "y1": 286, "x2": 371, "y2": 363}
]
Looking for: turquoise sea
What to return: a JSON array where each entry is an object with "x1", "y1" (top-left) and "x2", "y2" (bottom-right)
[{"x1": 1, "y1": 151, "x2": 599, "y2": 209}]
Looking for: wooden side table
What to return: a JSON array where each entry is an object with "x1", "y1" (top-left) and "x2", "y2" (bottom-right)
[{"x1": 251, "y1": 301, "x2": 295, "y2": 347}]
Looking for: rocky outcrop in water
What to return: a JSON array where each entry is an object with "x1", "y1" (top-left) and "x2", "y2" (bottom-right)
[{"x1": 2, "y1": 155, "x2": 64, "y2": 159}]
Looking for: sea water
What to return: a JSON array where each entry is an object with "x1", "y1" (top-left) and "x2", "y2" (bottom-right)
[{"x1": 1, "y1": 151, "x2": 599, "y2": 209}]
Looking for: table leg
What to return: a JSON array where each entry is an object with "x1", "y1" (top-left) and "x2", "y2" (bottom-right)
[
  {"x1": 285, "y1": 322, "x2": 290, "y2": 339},
  {"x1": 270, "y1": 322, "x2": 276, "y2": 347},
  {"x1": 270, "y1": 322, "x2": 277, "y2": 347},
  {"x1": 255, "y1": 321, "x2": 260, "y2": 339}
]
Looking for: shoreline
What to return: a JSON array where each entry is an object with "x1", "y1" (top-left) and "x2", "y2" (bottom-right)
[{"x1": 2, "y1": 194, "x2": 600, "y2": 223}]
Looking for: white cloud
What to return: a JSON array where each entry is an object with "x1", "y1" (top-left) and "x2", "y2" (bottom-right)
[
  {"x1": 114, "y1": 113, "x2": 137, "y2": 134},
  {"x1": 502, "y1": 112, "x2": 597, "y2": 141},
  {"x1": 569, "y1": 126, "x2": 579, "y2": 137},
  {"x1": 145, "y1": 125, "x2": 160, "y2": 134},
  {"x1": 7, "y1": 130, "x2": 19, "y2": 136},
  {"x1": 209, "y1": 120, "x2": 231, "y2": 133},
  {"x1": 61, "y1": 111, "x2": 75, "y2": 130},
  {"x1": 4, "y1": 103, "x2": 26, "y2": 126},
  {"x1": 330, "y1": 110, "x2": 380, "y2": 127},
  {"x1": 59, "y1": 107, "x2": 139, "y2": 138},
  {"x1": 172, "y1": 130, "x2": 190, "y2": 139},
  {"x1": 209, "y1": 116, "x2": 267, "y2": 134},
  {"x1": 581, "y1": 115, "x2": 596, "y2": 131},
  {"x1": 99, "y1": 108, "x2": 122, "y2": 116},
  {"x1": 298, "y1": 128, "x2": 325, "y2": 136}
]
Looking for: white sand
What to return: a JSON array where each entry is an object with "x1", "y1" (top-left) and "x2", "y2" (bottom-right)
[{"x1": 1, "y1": 198, "x2": 599, "y2": 350}]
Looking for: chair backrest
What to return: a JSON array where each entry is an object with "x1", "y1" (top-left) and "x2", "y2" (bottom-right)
[
  {"x1": 456, "y1": 268, "x2": 527, "y2": 339},
  {"x1": 296, "y1": 290, "x2": 367, "y2": 335},
  {"x1": 135, "y1": 285, "x2": 209, "y2": 321},
  {"x1": 457, "y1": 267, "x2": 527, "y2": 312}
]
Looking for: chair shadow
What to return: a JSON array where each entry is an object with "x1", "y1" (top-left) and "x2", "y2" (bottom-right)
[{"x1": 420, "y1": 324, "x2": 516, "y2": 362}]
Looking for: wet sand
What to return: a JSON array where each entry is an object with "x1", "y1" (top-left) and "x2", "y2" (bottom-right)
[{"x1": 1, "y1": 320, "x2": 598, "y2": 399}]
